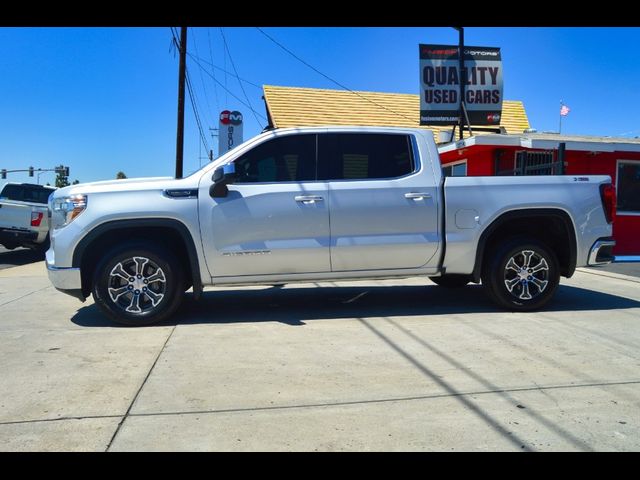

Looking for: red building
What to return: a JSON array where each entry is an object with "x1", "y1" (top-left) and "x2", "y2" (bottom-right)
[{"x1": 439, "y1": 133, "x2": 640, "y2": 257}]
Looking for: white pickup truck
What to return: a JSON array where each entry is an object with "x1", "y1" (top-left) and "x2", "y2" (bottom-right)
[
  {"x1": 0, "y1": 182, "x2": 54, "y2": 253},
  {"x1": 45, "y1": 127, "x2": 616, "y2": 326}
]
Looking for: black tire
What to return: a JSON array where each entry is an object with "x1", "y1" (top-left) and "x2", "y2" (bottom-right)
[
  {"x1": 1, "y1": 242, "x2": 17, "y2": 250},
  {"x1": 32, "y1": 235, "x2": 50, "y2": 256},
  {"x1": 92, "y1": 242, "x2": 185, "y2": 326},
  {"x1": 429, "y1": 274, "x2": 471, "y2": 288},
  {"x1": 482, "y1": 237, "x2": 560, "y2": 311}
]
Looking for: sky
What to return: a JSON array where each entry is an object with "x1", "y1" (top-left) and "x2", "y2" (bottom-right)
[{"x1": 1, "y1": 26, "x2": 639, "y2": 187}]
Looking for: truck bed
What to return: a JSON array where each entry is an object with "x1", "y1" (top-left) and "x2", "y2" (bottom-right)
[{"x1": 442, "y1": 175, "x2": 613, "y2": 275}]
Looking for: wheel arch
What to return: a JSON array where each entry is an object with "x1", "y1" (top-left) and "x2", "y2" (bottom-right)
[
  {"x1": 72, "y1": 218, "x2": 203, "y2": 300},
  {"x1": 472, "y1": 208, "x2": 577, "y2": 283}
]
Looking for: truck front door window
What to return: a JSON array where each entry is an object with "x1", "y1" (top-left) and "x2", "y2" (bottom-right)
[{"x1": 234, "y1": 134, "x2": 317, "y2": 183}]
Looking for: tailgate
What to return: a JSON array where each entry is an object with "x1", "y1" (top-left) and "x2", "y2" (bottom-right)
[{"x1": 0, "y1": 201, "x2": 32, "y2": 230}]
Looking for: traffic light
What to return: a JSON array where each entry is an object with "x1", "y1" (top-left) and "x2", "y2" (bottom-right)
[
  {"x1": 1, "y1": 169, "x2": 6, "y2": 180},
  {"x1": 55, "y1": 165, "x2": 69, "y2": 176},
  {"x1": 29, "y1": 166, "x2": 34, "y2": 177}
]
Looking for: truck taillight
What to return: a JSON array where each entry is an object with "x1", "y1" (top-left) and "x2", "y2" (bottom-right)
[
  {"x1": 599, "y1": 183, "x2": 616, "y2": 225},
  {"x1": 31, "y1": 212, "x2": 44, "y2": 227}
]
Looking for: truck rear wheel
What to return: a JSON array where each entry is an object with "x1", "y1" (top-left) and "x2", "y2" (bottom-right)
[
  {"x1": 92, "y1": 242, "x2": 185, "y2": 326},
  {"x1": 482, "y1": 237, "x2": 560, "y2": 311}
]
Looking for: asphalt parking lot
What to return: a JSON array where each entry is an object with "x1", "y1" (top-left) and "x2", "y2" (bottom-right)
[{"x1": 1, "y1": 252, "x2": 639, "y2": 451}]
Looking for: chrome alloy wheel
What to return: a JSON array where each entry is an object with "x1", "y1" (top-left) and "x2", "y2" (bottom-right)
[
  {"x1": 503, "y1": 250, "x2": 549, "y2": 301},
  {"x1": 107, "y1": 256, "x2": 167, "y2": 314}
]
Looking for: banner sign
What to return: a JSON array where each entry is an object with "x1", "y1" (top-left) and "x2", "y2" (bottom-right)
[
  {"x1": 419, "y1": 44, "x2": 503, "y2": 126},
  {"x1": 219, "y1": 110, "x2": 243, "y2": 156}
]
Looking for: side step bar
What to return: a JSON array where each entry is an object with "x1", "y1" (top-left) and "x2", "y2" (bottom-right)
[{"x1": 614, "y1": 256, "x2": 640, "y2": 263}]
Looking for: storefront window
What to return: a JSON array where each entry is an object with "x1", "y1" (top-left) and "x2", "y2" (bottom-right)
[
  {"x1": 443, "y1": 161, "x2": 467, "y2": 177},
  {"x1": 617, "y1": 161, "x2": 640, "y2": 214}
]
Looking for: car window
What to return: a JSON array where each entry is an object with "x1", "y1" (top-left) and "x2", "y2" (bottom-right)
[
  {"x1": 0, "y1": 184, "x2": 53, "y2": 204},
  {"x1": 318, "y1": 133, "x2": 415, "y2": 181},
  {"x1": 26, "y1": 186, "x2": 54, "y2": 204},
  {"x1": 233, "y1": 134, "x2": 317, "y2": 183},
  {"x1": 1, "y1": 184, "x2": 23, "y2": 201}
]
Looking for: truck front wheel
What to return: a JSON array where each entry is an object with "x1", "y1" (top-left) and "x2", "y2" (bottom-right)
[
  {"x1": 92, "y1": 242, "x2": 185, "y2": 326},
  {"x1": 482, "y1": 237, "x2": 560, "y2": 311}
]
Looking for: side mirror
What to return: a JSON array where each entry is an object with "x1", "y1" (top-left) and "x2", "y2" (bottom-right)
[{"x1": 210, "y1": 163, "x2": 236, "y2": 198}]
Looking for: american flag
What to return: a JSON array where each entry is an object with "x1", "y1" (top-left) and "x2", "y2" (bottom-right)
[{"x1": 560, "y1": 104, "x2": 570, "y2": 116}]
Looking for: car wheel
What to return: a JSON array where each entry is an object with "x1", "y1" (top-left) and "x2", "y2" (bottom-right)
[
  {"x1": 482, "y1": 237, "x2": 560, "y2": 311},
  {"x1": 32, "y1": 234, "x2": 50, "y2": 256},
  {"x1": 92, "y1": 243, "x2": 184, "y2": 326},
  {"x1": 429, "y1": 274, "x2": 470, "y2": 288}
]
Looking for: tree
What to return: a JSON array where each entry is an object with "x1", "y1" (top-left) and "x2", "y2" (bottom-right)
[
  {"x1": 72, "y1": 179, "x2": 80, "y2": 185},
  {"x1": 55, "y1": 172, "x2": 69, "y2": 188},
  {"x1": 116, "y1": 171, "x2": 127, "y2": 179}
]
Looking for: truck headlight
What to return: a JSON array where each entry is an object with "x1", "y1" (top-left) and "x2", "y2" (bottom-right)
[{"x1": 50, "y1": 194, "x2": 87, "y2": 229}]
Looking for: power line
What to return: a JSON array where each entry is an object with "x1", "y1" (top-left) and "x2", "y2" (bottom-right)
[
  {"x1": 206, "y1": 28, "x2": 221, "y2": 114},
  {"x1": 186, "y1": 67, "x2": 211, "y2": 153},
  {"x1": 171, "y1": 27, "x2": 210, "y2": 155},
  {"x1": 255, "y1": 27, "x2": 416, "y2": 124},
  {"x1": 186, "y1": 52, "x2": 263, "y2": 90},
  {"x1": 220, "y1": 28, "x2": 228, "y2": 106},
  {"x1": 188, "y1": 54, "x2": 267, "y2": 122},
  {"x1": 219, "y1": 27, "x2": 263, "y2": 129},
  {"x1": 189, "y1": 28, "x2": 215, "y2": 123}
]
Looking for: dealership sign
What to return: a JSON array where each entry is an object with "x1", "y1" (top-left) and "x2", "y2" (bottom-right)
[
  {"x1": 419, "y1": 44, "x2": 503, "y2": 126},
  {"x1": 219, "y1": 110, "x2": 243, "y2": 156}
]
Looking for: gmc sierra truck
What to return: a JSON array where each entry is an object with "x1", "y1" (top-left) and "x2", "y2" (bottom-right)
[
  {"x1": 0, "y1": 182, "x2": 54, "y2": 252},
  {"x1": 46, "y1": 127, "x2": 616, "y2": 326}
]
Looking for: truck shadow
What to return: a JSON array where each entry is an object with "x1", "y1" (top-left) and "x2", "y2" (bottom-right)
[
  {"x1": 71, "y1": 283, "x2": 640, "y2": 328},
  {"x1": 0, "y1": 247, "x2": 44, "y2": 269}
]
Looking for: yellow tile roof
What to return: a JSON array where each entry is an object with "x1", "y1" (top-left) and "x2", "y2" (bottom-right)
[{"x1": 263, "y1": 85, "x2": 530, "y2": 140}]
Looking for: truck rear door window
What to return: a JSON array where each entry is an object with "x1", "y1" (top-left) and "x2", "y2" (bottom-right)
[{"x1": 318, "y1": 133, "x2": 414, "y2": 181}]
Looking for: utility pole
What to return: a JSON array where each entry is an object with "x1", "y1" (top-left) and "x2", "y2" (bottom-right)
[
  {"x1": 175, "y1": 26, "x2": 188, "y2": 179},
  {"x1": 454, "y1": 27, "x2": 465, "y2": 140},
  {"x1": 209, "y1": 127, "x2": 219, "y2": 160}
]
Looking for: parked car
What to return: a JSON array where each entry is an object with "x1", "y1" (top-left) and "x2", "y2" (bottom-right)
[
  {"x1": 45, "y1": 127, "x2": 616, "y2": 325},
  {"x1": 0, "y1": 182, "x2": 55, "y2": 252}
]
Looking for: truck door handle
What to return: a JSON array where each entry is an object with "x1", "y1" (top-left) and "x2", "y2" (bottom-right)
[
  {"x1": 404, "y1": 192, "x2": 432, "y2": 200},
  {"x1": 295, "y1": 195, "x2": 324, "y2": 204}
]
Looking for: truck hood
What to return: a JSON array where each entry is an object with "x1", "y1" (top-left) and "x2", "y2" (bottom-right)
[{"x1": 53, "y1": 176, "x2": 199, "y2": 197}]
